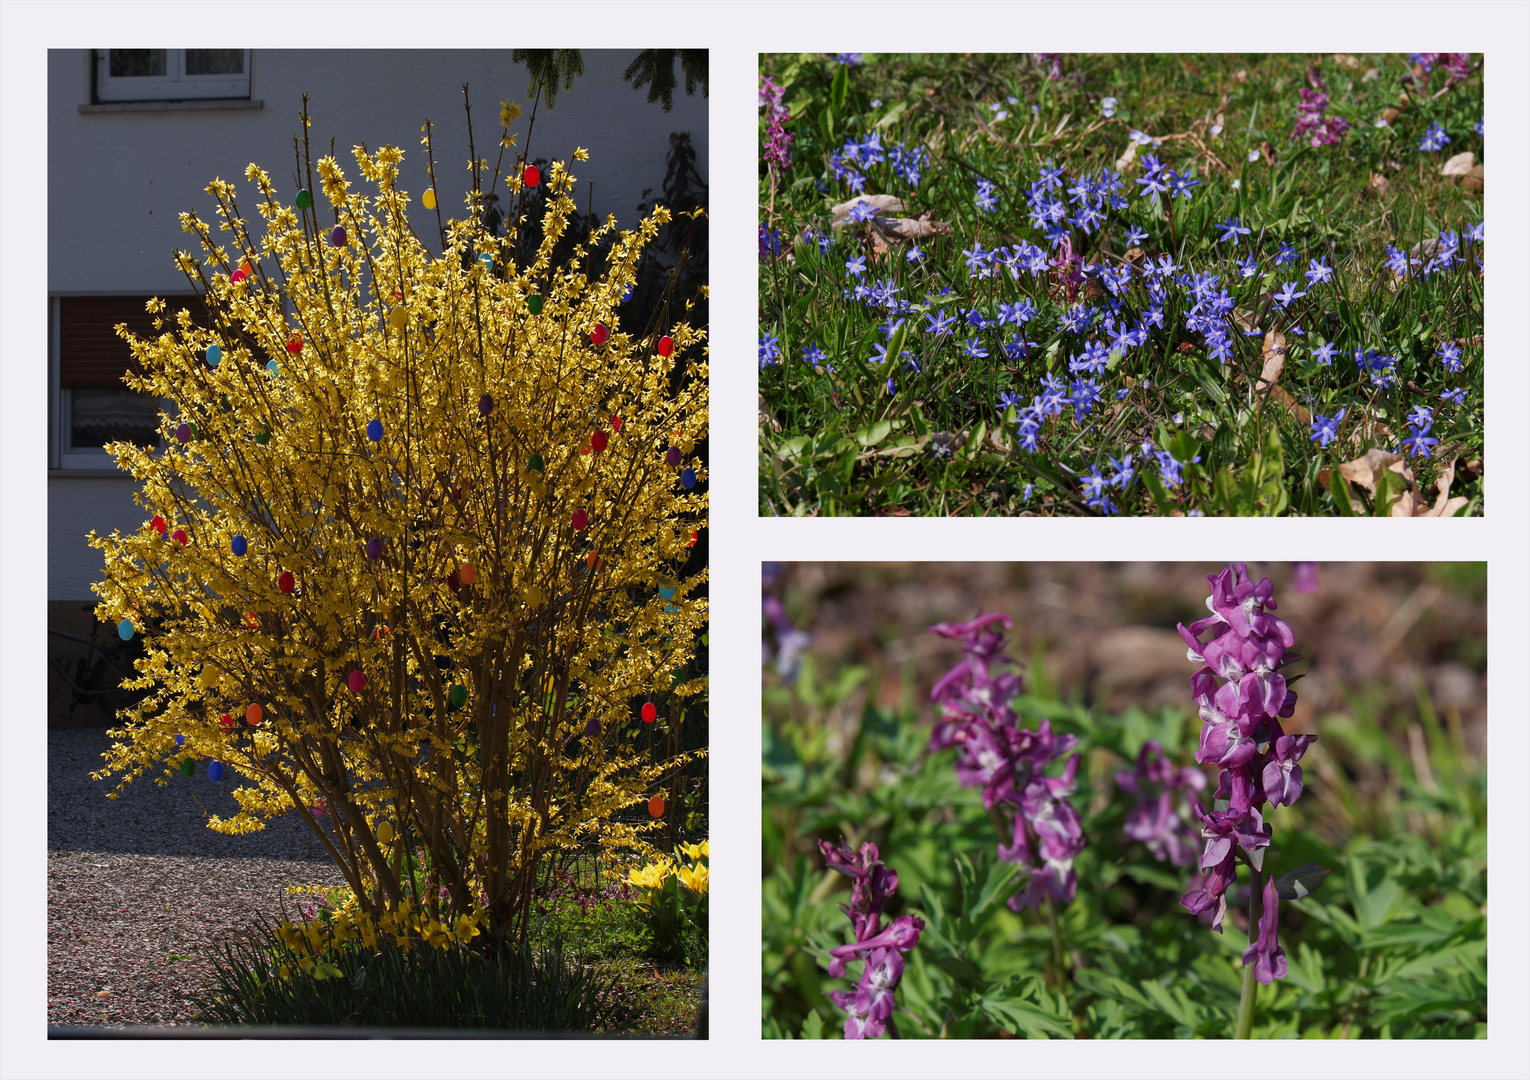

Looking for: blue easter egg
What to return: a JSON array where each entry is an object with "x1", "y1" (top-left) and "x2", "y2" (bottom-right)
[
  {"x1": 659, "y1": 586, "x2": 674, "y2": 600},
  {"x1": 267, "y1": 360, "x2": 280, "y2": 376},
  {"x1": 232, "y1": 534, "x2": 248, "y2": 556},
  {"x1": 208, "y1": 761, "x2": 224, "y2": 782},
  {"x1": 479, "y1": 253, "x2": 493, "y2": 270},
  {"x1": 681, "y1": 467, "x2": 696, "y2": 489},
  {"x1": 175, "y1": 734, "x2": 185, "y2": 747},
  {"x1": 206, "y1": 345, "x2": 222, "y2": 366},
  {"x1": 367, "y1": 419, "x2": 383, "y2": 442},
  {"x1": 118, "y1": 619, "x2": 134, "y2": 640}
]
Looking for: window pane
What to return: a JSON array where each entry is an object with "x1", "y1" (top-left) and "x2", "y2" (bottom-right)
[
  {"x1": 185, "y1": 49, "x2": 244, "y2": 76},
  {"x1": 108, "y1": 50, "x2": 167, "y2": 78},
  {"x1": 70, "y1": 388, "x2": 159, "y2": 450}
]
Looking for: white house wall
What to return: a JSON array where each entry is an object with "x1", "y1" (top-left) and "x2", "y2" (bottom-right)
[{"x1": 48, "y1": 48, "x2": 707, "y2": 603}]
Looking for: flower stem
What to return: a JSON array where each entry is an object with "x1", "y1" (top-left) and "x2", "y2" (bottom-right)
[
  {"x1": 1234, "y1": 866, "x2": 1263, "y2": 1039},
  {"x1": 1044, "y1": 895, "x2": 1068, "y2": 990}
]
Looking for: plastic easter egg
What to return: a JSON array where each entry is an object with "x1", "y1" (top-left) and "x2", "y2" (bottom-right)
[
  {"x1": 422, "y1": 188, "x2": 437, "y2": 210},
  {"x1": 206, "y1": 345, "x2": 222, "y2": 366},
  {"x1": 367, "y1": 419, "x2": 384, "y2": 442},
  {"x1": 172, "y1": 528, "x2": 189, "y2": 546},
  {"x1": 278, "y1": 570, "x2": 295, "y2": 594},
  {"x1": 181, "y1": 758, "x2": 196, "y2": 778},
  {"x1": 372, "y1": 624, "x2": 390, "y2": 640},
  {"x1": 176, "y1": 423, "x2": 191, "y2": 444},
  {"x1": 659, "y1": 586, "x2": 675, "y2": 600},
  {"x1": 527, "y1": 294, "x2": 543, "y2": 315},
  {"x1": 571, "y1": 508, "x2": 588, "y2": 531},
  {"x1": 348, "y1": 670, "x2": 365, "y2": 693},
  {"x1": 255, "y1": 424, "x2": 271, "y2": 445},
  {"x1": 331, "y1": 225, "x2": 347, "y2": 247},
  {"x1": 365, "y1": 537, "x2": 383, "y2": 560},
  {"x1": 230, "y1": 269, "x2": 246, "y2": 285},
  {"x1": 586, "y1": 552, "x2": 601, "y2": 570},
  {"x1": 240, "y1": 260, "x2": 253, "y2": 277},
  {"x1": 591, "y1": 430, "x2": 608, "y2": 453},
  {"x1": 528, "y1": 454, "x2": 544, "y2": 473},
  {"x1": 231, "y1": 534, "x2": 247, "y2": 556},
  {"x1": 523, "y1": 164, "x2": 540, "y2": 188},
  {"x1": 246, "y1": 703, "x2": 262, "y2": 725},
  {"x1": 286, "y1": 334, "x2": 302, "y2": 354},
  {"x1": 388, "y1": 308, "x2": 407, "y2": 332},
  {"x1": 584, "y1": 718, "x2": 601, "y2": 738},
  {"x1": 665, "y1": 446, "x2": 682, "y2": 468},
  {"x1": 447, "y1": 568, "x2": 461, "y2": 592},
  {"x1": 449, "y1": 684, "x2": 467, "y2": 709},
  {"x1": 375, "y1": 820, "x2": 394, "y2": 844},
  {"x1": 460, "y1": 564, "x2": 476, "y2": 586},
  {"x1": 610, "y1": 415, "x2": 622, "y2": 432},
  {"x1": 590, "y1": 323, "x2": 609, "y2": 346},
  {"x1": 681, "y1": 467, "x2": 696, "y2": 489},
  {"x1": 219, "y1": 713, "x2": 234, "y2": 731},
  {"x1": 175, "y1": 734, "x2": 185, "y2": 747},
  {"x1": 208, "y1": 761, "x2": 224, "y2": 782},
  {"x1": 478, "y1": 253, "x2": 493, "y2": 270},
  {"x1": 688, "y1": 530, "x2": 698, "y2": 547},
  {"x1": 243, "y1": 612, "x2": 259, "y2": 630},
  {"x1": 621, "y1": 284, "x2": 634, "y2": 303},
  {"x1": 648, "y1": 795, "x2": 665, "y2": 818},
  {"x1": 267, "y1": 360, "x2": 281, "y2": 376},
  {"x1": 641, "y1": 702, "x2": 657, "y2": 723},
  {"x1": 117, "y1": 619, "x2": 133, "y2": 641},
  {"x1": 479, "y1": 393, "x2": 494, "y2": 416},
  {"x1": 294, "y1": 189, "x2": 312, "y2": 210},
  {"x1": 578, "y1": 438, "x2": 593, "y2": 457},
  {"x1": 150, "y1": 514, "x2": 167, "y2": 536},
  {"x1": 658, "y1": 335, "x2": 674, "y2": 357}
]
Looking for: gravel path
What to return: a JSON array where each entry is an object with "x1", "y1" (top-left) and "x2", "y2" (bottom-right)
[{"x1": 48, "y1": 725, "x2": 347, "y2": 1027}]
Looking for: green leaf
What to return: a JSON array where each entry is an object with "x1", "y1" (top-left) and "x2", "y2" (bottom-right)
[
  {"x1": 965, "y1": 421, "x2": 987, "y2": 455},
  {"x1": 830, "y1": 62, "x2": 849, "y2": 112},
  {"x1": 873, "y1": 100, "x2": 908, "y2": 129},
  {"x1": 1284, "y1": 941, "x2": 1326, "y2": 995},
  {"x1": 854, "y1": 419, "x2": 893, "y2": 448},
  {"x1": 800, "y1": 1009, "x2": 824, "y2": 1039},
  {"x1": 978, "y1": 976, "x2": 1074, "y2": 1039}
]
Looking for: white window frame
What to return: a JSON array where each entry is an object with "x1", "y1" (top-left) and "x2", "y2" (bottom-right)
[{"x1": 95, "y1": 49, "x2": 251, "y2": 103}]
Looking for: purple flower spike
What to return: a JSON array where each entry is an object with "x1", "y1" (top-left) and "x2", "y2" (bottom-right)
[
  {"x1": 927, "y1": 611, "x2": 1086, "y2": 913},
  {"x1": 1177, "y1": 565, "x2": 1315, "y2": 981},
  {"x1": 819, "y1": 839, "x2": 923, "y2": 1039},
  {"x1": 1117, "y1": 741, "x2": 1206, "y2": 867},
  {"x1": 1243, "y1": 877, "x2": 1288, "y2": 984}
]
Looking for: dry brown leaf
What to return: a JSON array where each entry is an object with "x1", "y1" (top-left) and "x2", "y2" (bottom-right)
[
  {"x1": 1257, "y1": 331, "x2": 1287, "y2": 388},
  {"x1": 1259, "y1": 140, "x2": 1277, "y2": 167},
  {"x1": 1417, "y1": 460, "x2": 1469, "y2": 517},
  {"x1": 1381, "y1": 106, "x2": 1402, "y2": 124},
  {"x1": 1461, "y1": 163, "x2": 1483, "y2": 192},
  {"x1": 1441, "y1": 151, "x2": 1476, "y2": 176},
  {"x1": 868, "y1": 228, "x2": 890, "y2": 256},
  {"x1": 1333, "y1": 54, "x2": 1361, "y2": 70},
  {"x1": 829, "y1": 194, "x2": 905, "y2": 229},
  {"x1": 1362, "y1": 67, "x2": 1380, "y2": 82},
  {"x1": 874, "y1": 212, "x2": 953, "y2": 241},
  {"x1": 1367, "y1": 172, "x2": 1393, "y2": 198},
  {"x1": 1233, "y1": 307, "x2": 1261, "y2": 334},
  {"x1": 1115, "y1": 141, "x2": 1139, "y2": 173},
  {"x1": 1123, "y1": 246, "x2": 1147, "y2": 266},
  {"x1": 1233, "y1": 69, "x2": 1248, "y2": 85},
  {"x1": 1339, "y1": 449, "x2": 1413, "y2": 497}
]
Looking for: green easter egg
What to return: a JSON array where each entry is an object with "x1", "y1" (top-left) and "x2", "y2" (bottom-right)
[
  {"x1": 449, "y1": 684, "x2": 467, "y2": 709},
  {"x1": 528, "y1": 453, "x2": 544, "y2": 473},
  {"x1": 180, "y1": 758, "x2": 195, "y2": 778},
  {"x1": 527, "y1": 294, "x2": 543, "y2": 315},
  {"x1": 295, "y1": 189, "x2": 312, "y2": 211}
]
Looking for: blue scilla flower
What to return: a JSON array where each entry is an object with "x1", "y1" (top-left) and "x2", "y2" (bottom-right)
[{"x1": 759, "y1": 333, "x2": 782, "y2": 369}]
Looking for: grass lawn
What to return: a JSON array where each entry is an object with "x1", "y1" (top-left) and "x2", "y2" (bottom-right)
[{"x1": 758, "y1": 53, "x2": 1484, "y2": 516}]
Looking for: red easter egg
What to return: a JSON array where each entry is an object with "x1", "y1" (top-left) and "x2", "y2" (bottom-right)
[
  {"x1": 230, "y1": 269, "x2": 247, "y2": 284},
  {"x1": 287, "y1": 334, "x2": 303, "y2": 354},
  {"x1": 172, "y1": 528, "x2": 189, "y2": 546},
  {"x1": 523, "y1": 164, "x2": 540, "y2": 188},
  {"x1": 150, "y1": 515, "x2": 167, "y2": 535},
  {"x1": 460, "y1": 563, "x2": 476, "y2": 586},
  {"x1": 571, "y1": 508, "x2": 588, "y2": 531},
  {"x1": 610, "y1": 415, "x2": 623, "y2": 431},
  {"x1": 648, "y1": 795, "x2": 665, "y2": 818},
  {"x1": 278, "y1": 571, "x2": 295, "y2": 594},
  {"x1": 219, "y1": 713, "x2": 234, "y2": 730},
  {"x1": 246, "y1": 703, "x2": 263, "y2": 725},
  {"x1": 348, "y1": 670, "x2": 366, "y2": 693},
  {"x1": 688, "y1": 530, "x2": 698, "y2": 547},
  {"x1": 658, "y1": 335, "x2": 674, "y2": 357},
  {"x1": 590, "y1": 323, "x2": 608, "y2": 346},
  {"x1": 591, "y1": 430, "x2": 608, "y2": 453},
  {"x1": 641, "y1": 702, "x2": 657, "y2": 723}
]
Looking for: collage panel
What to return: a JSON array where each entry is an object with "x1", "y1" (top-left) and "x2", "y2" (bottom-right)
[
  {"x1": 43, "y1": 48, "x2": 709, "y2": 1037},
  {"x1": 763, "y1": 562, "x2": 1487, "y2": 1039},
  {"x1": 758, "y1": 53, "x2": 1484, "y2": 517}
]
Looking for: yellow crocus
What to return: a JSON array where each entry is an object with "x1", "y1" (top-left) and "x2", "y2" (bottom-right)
[
  {"x1": 677, "y1": 862, "x2": 708, "y2": 894},
  {"x1": 626, "y1": 860, "x2": 673, "y2": 891}
]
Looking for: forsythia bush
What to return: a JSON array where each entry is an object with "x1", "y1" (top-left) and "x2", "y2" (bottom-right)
[{"x1": 90, "y1": 93, "x2": 708, "y2": 949}]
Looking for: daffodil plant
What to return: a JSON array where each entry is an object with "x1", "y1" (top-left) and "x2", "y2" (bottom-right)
[
  {"x1": 626, "y1": 840, "x2": 708, "y2": 960},
  {"x1": 89, "y1": 87, "x2": 708, "y2": 954}
]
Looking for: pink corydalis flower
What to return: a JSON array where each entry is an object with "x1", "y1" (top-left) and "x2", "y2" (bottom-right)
[
  {"x1": 1116, "y1": 740, "x2": 1207, "y2": 868},
  {"x1": 928, "y1": 613, "x2": 1085, "y2": 912},
  {"x1": 818, "y1": 838, "x2": 923, "y2": 1039},
  {"x1": 1176, "y1": 564, "x2": 1319, "y2": 983}
]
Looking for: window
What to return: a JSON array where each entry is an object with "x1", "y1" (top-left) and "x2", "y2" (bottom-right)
[
  {"x1": 95, "y1": 49, "x2": 250, "y2": 103},
  {"x1": 52, "y1": 295, "x2": 206, "y2": 469}
]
